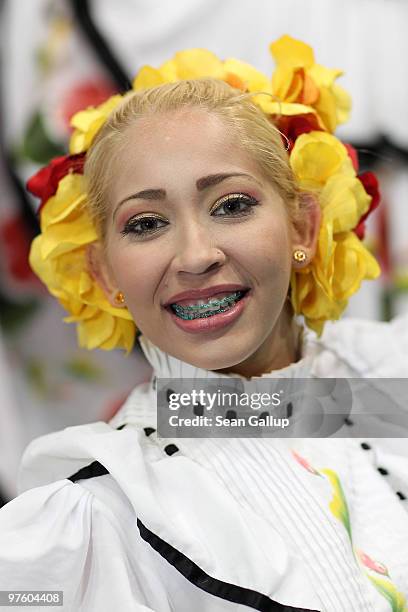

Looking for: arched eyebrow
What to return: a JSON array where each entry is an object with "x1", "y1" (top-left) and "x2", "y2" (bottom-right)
[
  {"x1": 195, "y1": 172, "x2": 256, "y2": 191},
  {"x1": 113, "y1": 189, "x2": 166, "y2": 221},
  {"x1": 113, "y1": 173, "x2": 259, "y2": 220}
]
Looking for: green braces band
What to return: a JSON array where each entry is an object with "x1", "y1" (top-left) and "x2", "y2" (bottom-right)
[
  {"x1": 174, "y1": 307, "x2": 232, "y2": 320},
  {"x1": 171, "y1": 291, "x2": 244, "y2": 320},
  {"x1": 172, "y1": 291, "x2": 242, "y2": 313}
]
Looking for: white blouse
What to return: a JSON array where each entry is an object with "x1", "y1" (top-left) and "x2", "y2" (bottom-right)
[{"x1": 1, "y1": 315, "x2": 408, "y2": 612}]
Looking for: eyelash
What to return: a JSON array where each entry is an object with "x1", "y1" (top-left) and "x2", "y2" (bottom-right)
[{"x1": 120, "y1": 193, "x2": 259, "y2": 238}]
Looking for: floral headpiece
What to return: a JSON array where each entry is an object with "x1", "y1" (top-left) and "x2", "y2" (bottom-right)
[{"x1": 27, "y1": 35, "x2": 381, "y2": 352}]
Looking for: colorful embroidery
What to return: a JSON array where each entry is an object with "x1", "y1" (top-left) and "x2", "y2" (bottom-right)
[
  {"x1": 366, "y1": 576, "x2": 407, "y2": 612},
  {"x1": 291, "y1": 450, "x2": 322, "y2": 477},
  {"x1": 357, "y1": 550, "x2": 389, "y2": 577},
  {"x1": 320, "y1": 468, "x2": 352, "y2": 541},
  {"x1": 291, "y1": 450, "x2": 408, "y2": 612}
]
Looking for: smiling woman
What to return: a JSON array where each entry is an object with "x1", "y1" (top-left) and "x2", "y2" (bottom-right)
[
  {"x1": 1, "y1": 36, "x2": 408, "y2": 612},
  {"x1": 84, "y1": 82, "x2": 319, "y2": 376}
]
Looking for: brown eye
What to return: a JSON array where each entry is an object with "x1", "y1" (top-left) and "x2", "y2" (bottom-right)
[
  {"x1": 211, "y1": 193, "x2": 259, "y2": 217},
  {"x1": 121, "y1": 216, "x2": 168, "y2": 237}
]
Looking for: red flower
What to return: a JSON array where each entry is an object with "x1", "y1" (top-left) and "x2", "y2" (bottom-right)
[
  {"x1": 274, "y1": 113, "x2": 321, "y2": 151},
  {"x1": 26, "y1": 153, "x2": 85, "y2": 212},
  {"x1": 354, "y1": 171, "x2": 381, "y2": 240},
  {"x1": 343, "y1": 143, "x2": 359, "y2": 172},
  {"x1": 0, "y1": 214, "x2": 38, "y2": 283},
  {"x1": 60, "y1": 79, "x2": 117, "y2": 130}
]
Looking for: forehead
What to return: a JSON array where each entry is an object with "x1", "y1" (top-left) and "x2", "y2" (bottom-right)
[
  {"x1": 123, "y1": 108, "x2": 234, "y2": 148},
  {"x1": 112, "y1": 108, "x2": 260, "y2": 179}
]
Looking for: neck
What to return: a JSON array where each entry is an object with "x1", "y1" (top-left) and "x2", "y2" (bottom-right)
[{"x1": 214, "y1": 303, "x2": 302, "y2": 379}]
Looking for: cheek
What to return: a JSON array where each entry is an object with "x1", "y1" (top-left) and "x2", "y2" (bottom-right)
[
  {"x1": 240, "y1": 217, "x2": 292, "y2": 276},
  {"x1": 106, "y1": 243, "x2": 162, "y2": 308}
]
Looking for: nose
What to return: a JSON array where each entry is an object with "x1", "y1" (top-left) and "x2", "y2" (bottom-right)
[{"x1": 171, "y1": 223, "x2": 226, "y2": 276}]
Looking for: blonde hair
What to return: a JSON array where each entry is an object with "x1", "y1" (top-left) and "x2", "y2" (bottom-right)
[{"x1": 84, "y1": 78, "x2": 300, "y2": 240}]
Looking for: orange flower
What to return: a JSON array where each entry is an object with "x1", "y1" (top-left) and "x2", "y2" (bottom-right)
[{"x1": 270, "y1": 35, "x2": 351, "y2": 132}]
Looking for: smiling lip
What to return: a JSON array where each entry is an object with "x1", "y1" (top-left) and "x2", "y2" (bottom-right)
[
  {"x1": 167, "y1": 289, "x2": 251, "y2": 334},
  {"x1": 163, "y1": 284, "x2": 250, "y2": 307}
]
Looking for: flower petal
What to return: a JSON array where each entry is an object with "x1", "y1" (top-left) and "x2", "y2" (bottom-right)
[
  {"x1": 40, "y1": 174, "x2": 87, "y2": 228},
  {"x1": 223, "y1": 58, "x2": 272, "y2": 93},
  {"x1": 269, "y1": 35, "x2": 315, "y2": 68},
  {"x1": 260, "y1": 100, "x2": 317, "y2": 117},
  {"x1": 78, "y1": 310, "x2": 115, "y2": 350},
  {"x1": 133, "y1": 65, "x2": 166, "y2": 90},
  {"x1": 69, "y1": 95, "x2": 123, "y2": 154},
  {"x1": 308, "y1": 64, "x2": 343, "y2": 87},
  {"x1": 290, "y1": 131, "x2": 353, "y2": 188},
  {"x1": 331, "y1": 83, "x2": 351, "y2": 125},
  {"x1": 171, "y1": 49, "x2": 224, "y2": 80},
  {"x1": 320, "y1": 174, "x2": 371, "y2": 233}
]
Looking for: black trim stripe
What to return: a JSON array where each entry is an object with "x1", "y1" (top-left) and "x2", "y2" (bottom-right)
[
  {"x1": 68, "y1": 425, "x2": 125, "y2": 482},
  {"x1": 137, "y1": 519, "x2": 320, "y2": 612},
  {"x1": 68, "y1": 460, "x2": 108, "y2": 482},
  {"x1": 69, "y1": 0, "x2": 132, "y2": 91},
  {"x1": 0, "y1": 486, "x2": 8, "y2": 509},
  {"x1": 67, "y1": 425, "x2": 319, "y2": 609}
]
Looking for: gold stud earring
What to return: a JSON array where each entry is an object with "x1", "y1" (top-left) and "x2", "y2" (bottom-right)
[
  {"x1": 114, "y1": 291, "x2": 125, "y2": 305},
  {"x1": 293, "y1": 249, "x2": 307, "y2": 264}
]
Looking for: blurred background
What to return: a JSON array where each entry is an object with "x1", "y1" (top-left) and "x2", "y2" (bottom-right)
[{"x1": 0, "y1": 0, "x2": 407, "y2": 507}]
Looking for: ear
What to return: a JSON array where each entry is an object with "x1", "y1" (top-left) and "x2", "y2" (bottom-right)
[
  {"x1": 86, "y1": 243, "x2": 125, "y2": 308},
  {"x1": 290, "y1": 193, "x2": 321, "y2": 269}
]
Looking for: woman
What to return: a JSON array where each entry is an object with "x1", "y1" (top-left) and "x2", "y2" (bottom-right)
[{"x1": 0, "y1": 36, "x2": 407, "y2": 612}]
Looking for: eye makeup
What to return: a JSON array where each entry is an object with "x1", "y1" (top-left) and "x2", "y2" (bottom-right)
[{"x1": 119, "y1": 191, "x2": 261, "y2": 240}]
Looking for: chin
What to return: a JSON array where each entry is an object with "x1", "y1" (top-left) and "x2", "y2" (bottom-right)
[{"x1": 180, "y1": 344, "x2": 254, "y2": 373}]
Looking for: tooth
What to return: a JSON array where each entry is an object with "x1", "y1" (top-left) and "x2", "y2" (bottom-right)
[
  {"x1": 174, "y1": 291, "x2": 241, "y2": 308},
  {"x1": 172, "y1": 291, "x2": 243, "y2": 317}
]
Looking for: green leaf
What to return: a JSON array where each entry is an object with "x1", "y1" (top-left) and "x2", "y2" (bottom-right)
[
  {"x1": 0, "y1": 293, "x2": 39, "y2": 334},
  {"x1": 63, "y1": 357, "x2": 103, "y2": 382},
  {"x1": 21, "y1": 112, "x2": 65, "y2": 164}
]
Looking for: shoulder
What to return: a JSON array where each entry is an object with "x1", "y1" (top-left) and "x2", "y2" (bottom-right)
[
  {"x1": 0, "y1": 443, "x2": 158, "y2": 610},
  {"x1": 307, "y1": 312, "x2": 408, "y2": 376},
  {"x1": 0, "y1": 479, "x2": 93, "y2": 606}
]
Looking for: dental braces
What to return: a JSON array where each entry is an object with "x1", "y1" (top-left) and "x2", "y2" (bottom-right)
[{"x1": 171, "y1": 291, "x2": 243, "y2": 313}]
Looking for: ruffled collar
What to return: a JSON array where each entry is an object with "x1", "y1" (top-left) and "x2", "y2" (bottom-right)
[
  {"x1": 138, "y1": 325, "x2": 318, "y2": 381},
  {"x1": 110, "y1": 325, "x2": 320, "y2": 430}
]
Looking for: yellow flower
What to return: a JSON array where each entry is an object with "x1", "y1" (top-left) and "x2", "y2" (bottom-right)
[
  {"x1": 289, "y1": 132, "x2": 380, "y2": 334},
  {"x1": 27, "y1": 37, "x2": 380, "y2": 349},
  {"x1": 270, "y1": 34, "x2": 351, "y2": 131},
  {"x1": 290, "y1": 131, "x2": 354, "y2": 188},
  {"x1": 69, "y1": 95, "x2": 123, "y2": 154},
  {"x1": 170, "y1": 48, "x2": 225, "y2": 80},
  {"x1": 291, "y1": 229, "x2": 380, "y2": 335},
  {"x1": 40, "y1": 174, "x2": 87, "y2": 229},
  {"x1": 29, "y1": 173, "x2": 136, "y2": 352},
  {"x1": 133, "y1": 49, "x2": 225, "y2": 90},
  {"x1": 223, "y1": 57, "x2": 271, "y2": 92},
  {"x1": 133, "y1": 46, "x2": 319, "y2": 122},
  {"x1": 133, "y1": 65, "x2": 167, "y2": 90}
]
